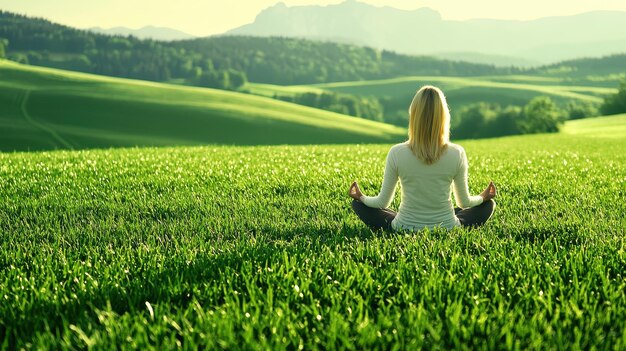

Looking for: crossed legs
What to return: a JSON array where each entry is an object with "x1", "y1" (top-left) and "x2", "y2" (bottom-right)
[{"x1": 351, "y1": 199, "x2": 496, "y2": 231}]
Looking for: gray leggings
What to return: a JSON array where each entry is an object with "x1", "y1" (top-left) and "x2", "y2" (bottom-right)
[{"x1": 351, "y1": 199, "x2": 496, "y2": 231}]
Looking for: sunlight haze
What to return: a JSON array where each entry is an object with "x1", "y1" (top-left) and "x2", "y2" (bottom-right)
[{"x1": 1, "y1": 0, "x2": 626, "y2": 37}]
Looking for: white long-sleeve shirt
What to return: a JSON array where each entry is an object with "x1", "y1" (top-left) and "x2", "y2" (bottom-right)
[{"x1": 360, "y1": 142, "x2": 483, "y2": 230}]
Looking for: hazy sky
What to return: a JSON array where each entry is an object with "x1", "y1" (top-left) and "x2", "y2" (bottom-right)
[{"x1": 2, "y1": 0, "x2": 626, "y2": 36}]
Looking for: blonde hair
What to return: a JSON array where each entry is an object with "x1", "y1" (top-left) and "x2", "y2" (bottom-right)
[{"x1": 407, "y1": 85, "x2": 451, "y2": 164}]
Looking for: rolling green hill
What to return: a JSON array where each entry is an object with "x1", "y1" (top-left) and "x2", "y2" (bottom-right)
[
  {"x1": 246, "y1": 76, "x2": 616, "y2": 123},
  {"x1": 561, "y1": 113, "x2": 626, "y2": 138},
  {"x1": 307, "y1": 76, "x2": 614, "y2": 104},
  {"x1": 0, "y1": 60, "x2": 405, "y2": 152}
]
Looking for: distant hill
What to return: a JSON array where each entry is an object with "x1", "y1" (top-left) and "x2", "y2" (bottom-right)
[
  {"x1": 526, "y1": 54, "x2": 626, "y2": 88},
  {"x1": 528, "y1": 54, "x2": 626, "y2": 80},
  {"x1": 227, "y1": 1, "x2": 626, "y2": 64},
  {"x1": 433, "y1": 52, "x2": 541, "y2": 68},
  {"x1": 250, "y1": 75, "x2": 613, "y2": 126},
  {"x1": 0, "y1": 60, "x2": 405, "y2": 151},
  {"x1": 88, "y1": 25, "x2": 195, "y2": 41}
]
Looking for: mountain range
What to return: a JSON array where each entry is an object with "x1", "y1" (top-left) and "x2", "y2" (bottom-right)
[
  {"x1": 226, "y1": 0, "x2": 626, "y2": 66},
  {"x1": 88, "y1": 25, "x2": 195, "y2": 41}
]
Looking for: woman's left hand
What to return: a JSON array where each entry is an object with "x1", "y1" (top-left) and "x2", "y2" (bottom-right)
[
  {"x1": 349, "y1": 181, "x2": 363, "y2": 200},
  {"x1": 480, "y1": 181, "x2": 497, "y2": 202}
]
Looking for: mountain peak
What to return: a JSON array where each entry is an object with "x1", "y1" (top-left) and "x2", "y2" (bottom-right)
[{"x1": 338, "y1": 0, "x2": 366, "y2": 6}]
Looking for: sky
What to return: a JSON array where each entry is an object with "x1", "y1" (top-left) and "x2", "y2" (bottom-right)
[{"x1": 1, "y1": 0, "x2": 626, "y2": 37}]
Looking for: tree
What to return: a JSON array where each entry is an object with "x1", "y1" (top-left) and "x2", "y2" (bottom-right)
[
  {"x1": 0, "y1": 38, "x2": 7, "y2": 59},
  {"x1": 197, "y1": 70, "x2": 222, "y2": 89},
  {"x1": 8, "y1": 52, "x2": 28, "y2": 64},
  {"x1": 452, "y1": 103, "x2": 497, "y2": 139},
  {"x1": 518, "y1": 96, "x2": 565, "y2": 134},
  {"x1": 566, "y1": 101, "x2": 600, "y2": 120},
  {"x1": 299, "y1": 92, "x2": 319, "y2": 107},
  {"x1": 26, "y1": 51, "x2": 43, "y2": 65},
  {"x1": 600, "y1": 79, "x2": 626, "y2": 115},
  {"x1": 189, "y1": 66, "x2": 202, "y2": 82},
  {"x1": 386, "y1": 110, "x2": 408, "y2": 126},
  {"x1": 491, "y1": 106, "x2": 522, "y2": 136},
  {"x1": 227, "y1": 69, "x2": 247, "y2": 90}
]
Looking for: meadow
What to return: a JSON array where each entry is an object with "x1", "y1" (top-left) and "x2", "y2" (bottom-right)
[
  {"x1": 1, "y1": 114, "x2": 625, "y2": 349},
  {"x1": 0, "y1": 60, "x2": 405, "y2": 152}
]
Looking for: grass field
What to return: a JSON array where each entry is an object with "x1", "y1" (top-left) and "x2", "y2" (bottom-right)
[
  {"x1": 0, "y1": 60, "x2": 405, "y2": 152},
  {"x1": 1, "y1": 114, "x2": 624, "y2": 349}
]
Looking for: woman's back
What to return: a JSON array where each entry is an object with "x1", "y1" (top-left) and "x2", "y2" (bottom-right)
[
  {"x1": 360, "y1": 142, "x2": 483, "y2": 230},
  {"x1": 392, "y1": 142, "x2": 478, "y2": 229}
]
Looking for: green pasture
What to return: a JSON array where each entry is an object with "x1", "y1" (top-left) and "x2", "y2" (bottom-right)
[
  {"x1": 0, "y1": 115, "x2": 624, "y2": 349},
  {"x1": 242, "y1": 83, "x2": 328, "y2": 97},
  {"x1": 0, "y1": 60, "x2": 405, "y2": 152},
  {"x1": 562, "y1": 114, "x2": 626, "y2": 138}
]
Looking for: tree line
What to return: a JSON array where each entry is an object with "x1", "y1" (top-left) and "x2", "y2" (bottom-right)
[
  {"x1": 452, "y1": 98, "x2": 560, "y2": 139},
  {"x1": 450, "y1": 98, "x2": 606, "y2": 139},
  {"x1": 528, "y1": 54, "x2": 626, "y2": 78}
]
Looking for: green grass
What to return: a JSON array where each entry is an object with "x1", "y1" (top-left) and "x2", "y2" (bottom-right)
[
  {"x1": 561, "y1": 114, "x2": 626, "y2": 138},
  {"x1": 242, "y1": 82, "x2": 328, "y2": 97},
  {"x1": 1, "y1": 115, "x2": 625, "y2": 349},
  {"x1": 0, "y1": 60, "x2": 405, "y2": 152}
]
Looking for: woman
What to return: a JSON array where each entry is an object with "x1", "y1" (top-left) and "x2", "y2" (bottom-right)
[{"x1": 349, "y1": 85, "x2": 496, "y2": 231}]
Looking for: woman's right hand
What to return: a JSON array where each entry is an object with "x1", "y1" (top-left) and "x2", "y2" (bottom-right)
[
  {"x1": 480, "y1": 181, "x2": 497, "y2": 202},
  {"x1": 349, "y1": 181, "x2": 363, "y2": 201}
]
